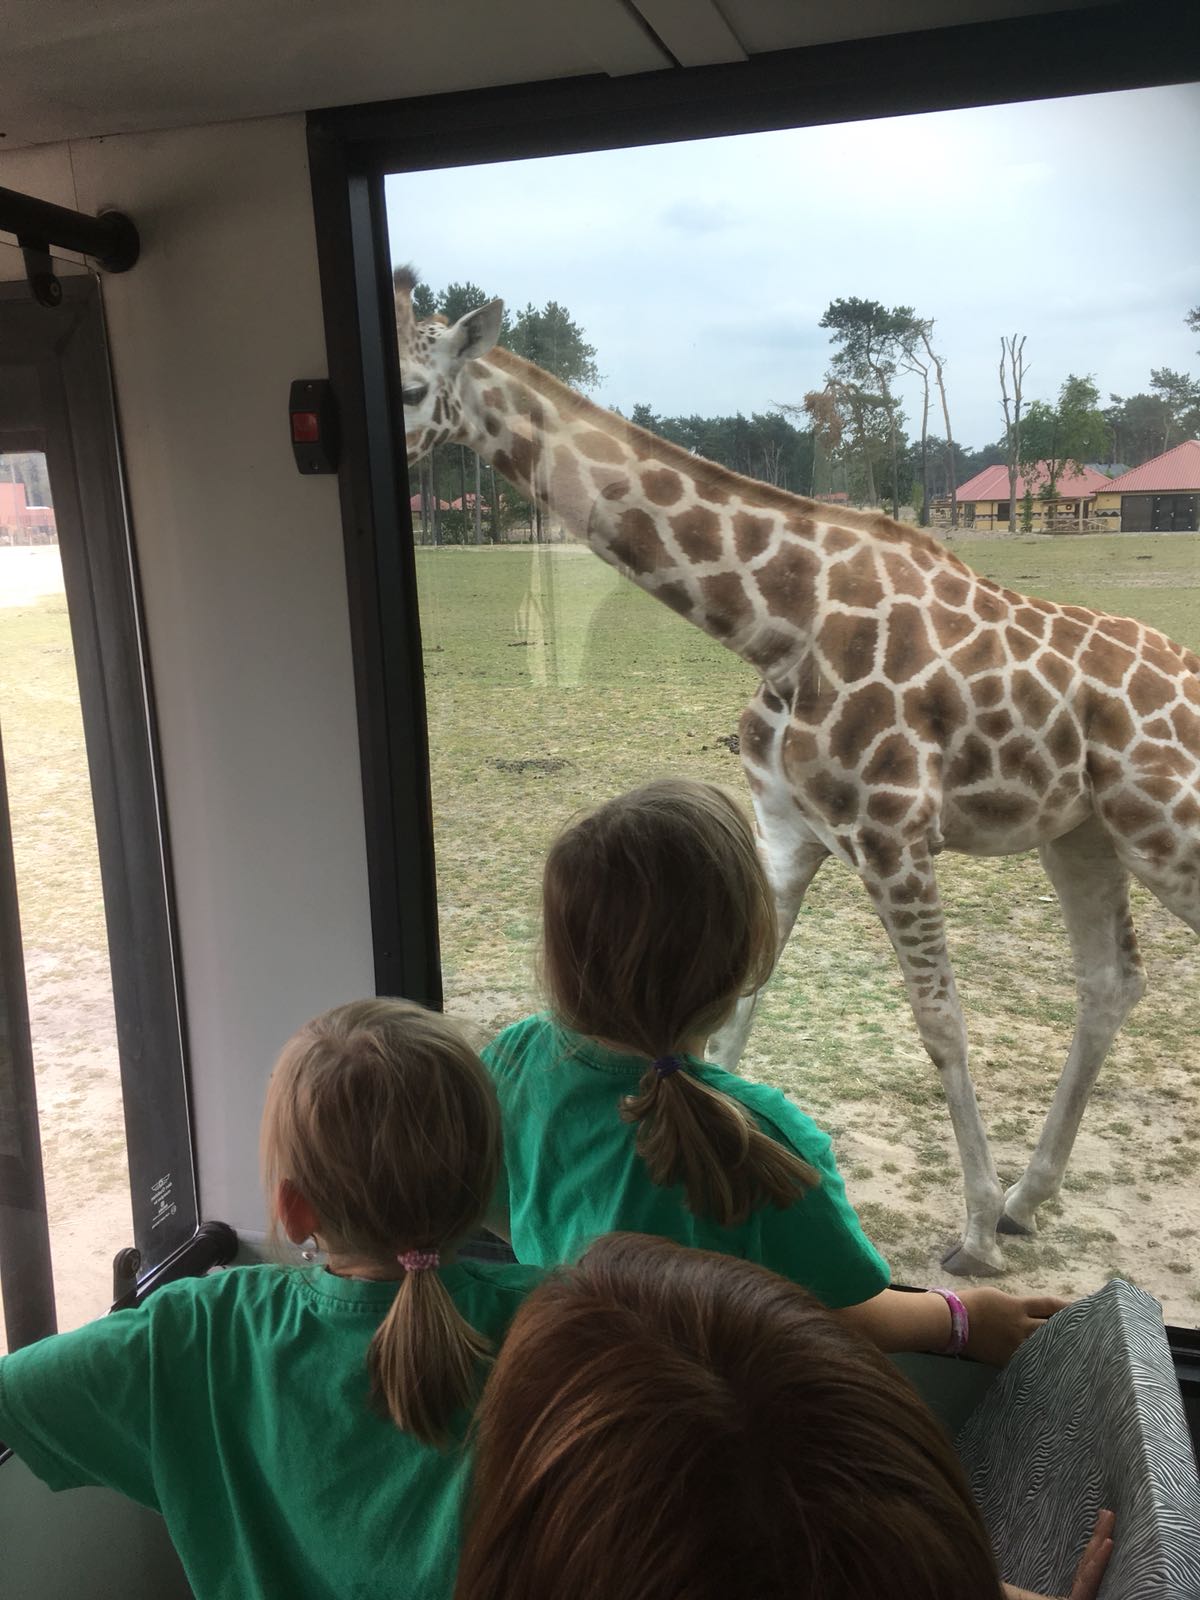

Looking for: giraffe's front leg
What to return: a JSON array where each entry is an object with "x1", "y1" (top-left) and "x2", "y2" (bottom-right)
[{"x1": 862, "y1": 845, "x2": 1006, "y2": 1276}]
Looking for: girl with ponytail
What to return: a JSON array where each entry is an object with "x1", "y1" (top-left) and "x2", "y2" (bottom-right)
[
  {"x1": 484, "y1": 779, "x2": 1065, "y2": 1365},
  {"x1": 0, "y1": 999, "x2": 543, "y2": 1600}
]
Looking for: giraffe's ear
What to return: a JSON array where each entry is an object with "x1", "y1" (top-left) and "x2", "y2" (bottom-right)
[{"x1": 448, "y1": 298, "x2": 504, "y2": 364}]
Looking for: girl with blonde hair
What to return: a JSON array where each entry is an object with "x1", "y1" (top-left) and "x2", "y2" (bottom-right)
[
  {"x1": 0, "y1": 999, "x2": 543, "y2": 1599},
  {"x1": 484, "y1": 778, "x2": 1063, "y2": 1363}
]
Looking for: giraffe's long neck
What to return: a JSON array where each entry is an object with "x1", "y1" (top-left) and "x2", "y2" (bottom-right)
[{"x1": 458, "y1": 348, "x2": 848, "y2": 687}]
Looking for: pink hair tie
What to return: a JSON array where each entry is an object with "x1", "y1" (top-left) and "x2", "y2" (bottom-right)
[
  {"x1": 398, "y1": 1249, "x2": 440, "y2": 1273},
  {"x1": 928, "y1": 1286, "x2": 969, "y2": 1357}
]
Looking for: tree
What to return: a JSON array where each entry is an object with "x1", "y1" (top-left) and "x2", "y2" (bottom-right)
[
  {"x1": 999, "y1": 335, "x2": 1028, "y2": 534},
  {"x1": 819, "y1": 297, "x2": 914, "y2": 517},
  {"x1": 899, "y1": 324, "x2": 934, "y2": 525},
  {"x1": 507, "y1": 301, "x2": 599, "y2": 390},
  {"x1": 1018, "y1": 375, "x2": 1110, "y2": 502},
  {"x1": 1149, "y1": 367, "x2": 1200, "y2": 451},
  {"x1": 919, "y1": 323, "x2": 959, "y2": 527},
  {"x1": 1187, "y1": 306, "x2": 1200, "y2": 357}
]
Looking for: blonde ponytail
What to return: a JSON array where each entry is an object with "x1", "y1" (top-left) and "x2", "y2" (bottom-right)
[
  {"x1": 621, "y1": 1066, "x2": 818, "y2": 1227},
  {"x1": 369, "y1": 1266, "x2": 494, "y2": 1446}
]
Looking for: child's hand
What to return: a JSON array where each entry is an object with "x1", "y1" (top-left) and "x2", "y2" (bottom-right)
[
  {"x1": 959, "y1": 1288, "x2": 1068, "y2": 1365},
  {"x1": 1068, "y1": 1509, "x2": 1115, "y2": 1600}
]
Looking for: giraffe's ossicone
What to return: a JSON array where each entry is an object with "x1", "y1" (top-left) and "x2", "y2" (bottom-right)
[{"x1": 395, "y1": 267, "x2": 1200, "y2": 1277}]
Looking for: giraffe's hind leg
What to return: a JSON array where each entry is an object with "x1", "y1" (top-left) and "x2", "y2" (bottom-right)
[{"x1": 1000, "y1": 816, "x2": 1146, "y2": 1235}]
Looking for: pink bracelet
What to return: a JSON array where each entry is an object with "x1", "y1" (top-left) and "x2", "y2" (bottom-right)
[{"x1": 927, "y1": 1287, "x2": 969, "y2": 1357}]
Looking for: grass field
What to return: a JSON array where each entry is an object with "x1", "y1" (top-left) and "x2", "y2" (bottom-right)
[{"x1": 417, "y1": 531, "x2": 1200, "y2": 1320}]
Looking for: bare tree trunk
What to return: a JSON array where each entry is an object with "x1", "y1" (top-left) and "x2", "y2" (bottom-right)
[
  {"x1": 918, "y1": 369, "x2": 931, "y2": 526},
  {"x1": 474, "y1": 453, "x2": 482, "y2": 545},
  {"x1": 999, "y1": 334, "x2": 1027, "y2": 535},
  {"x1": 459, "y1": 446, "x2": 468, "y2": 532},
  {"x1": 923, "y1": 326, "x2": 958, "y2": 528}
]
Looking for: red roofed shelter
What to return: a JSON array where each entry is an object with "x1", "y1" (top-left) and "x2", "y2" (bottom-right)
[
  {"x1": 954, "y1": 461, "x2": 1112, "y2": 532},
  {"x1": 1091, "y1": 440, "x2": 1200, "y2": 532}
]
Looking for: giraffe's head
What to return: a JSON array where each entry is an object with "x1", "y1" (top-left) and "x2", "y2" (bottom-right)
[{"x1": 394, "y1": 267, "x2": 505, "y2": 463}]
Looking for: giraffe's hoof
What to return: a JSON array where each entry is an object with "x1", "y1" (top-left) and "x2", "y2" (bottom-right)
[
  {"x1": 940, "y1": 1241, "x2": 1005, "y2": 1277},
  {"x1": 996, "y1": 1210, "x2": 1037, "y2": 1237}
]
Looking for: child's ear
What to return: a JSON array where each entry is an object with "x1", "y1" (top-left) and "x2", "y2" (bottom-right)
[{"x1": 276, "y1": 1179, "x2": 320, "y2": 1245}]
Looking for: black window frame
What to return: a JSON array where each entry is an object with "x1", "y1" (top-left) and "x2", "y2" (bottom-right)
[
  {"x1": 0, "y1": 275, "x2": 198, "y2": 1354},
  {"x1": 306, "y1": 1, "x2": 1200, "y2": 1353}
]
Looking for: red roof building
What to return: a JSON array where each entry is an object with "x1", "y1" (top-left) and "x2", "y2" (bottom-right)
[
  {"x1": 955, "y1": 461, "x2": 1112, "y2": 504},
  {"x1": 1095, "y1": 439, "x2": 1200, "y2": 495}
]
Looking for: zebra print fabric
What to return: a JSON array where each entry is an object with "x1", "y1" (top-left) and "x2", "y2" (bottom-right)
[{"x1": 956, "y1": 1279, "x2": 1200, "y2": 1599}]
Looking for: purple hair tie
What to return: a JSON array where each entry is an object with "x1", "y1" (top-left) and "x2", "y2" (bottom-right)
[
  {"x1": 398, "y1": 1249, "x2": 440, "y2": 1273},
  {"x1": 653, "y1": 1056, "x2": 684, "y2": 1079}
]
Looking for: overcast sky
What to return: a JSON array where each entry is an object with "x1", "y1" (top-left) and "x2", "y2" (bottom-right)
[{"x1": 386, "y1": 85, "x2": 1200, "y2": 451}]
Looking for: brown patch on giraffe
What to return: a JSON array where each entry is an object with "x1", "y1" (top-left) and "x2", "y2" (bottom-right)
[
  {"x1": 866, "y1": 790, "x2": 911, "y2": 826},
  {"x1": 701, "y1": 572, "x2": 753, "y2": 637},
  {"x1": 744, "y1": 627, "x2": 800, "y2": 677},
  {"x1": 973, "y1": 584, "x2": 1008, "y2": 624},
  {"x1": 1172, "y1": 704, "x2": 1200, "y2": 748},
  {"x1": 1096, "y1": 614, "x2": 1141, "y2": 649},
  {"x1": 1027, "y1": 596, "x2": 1058, "y2": 615},
  {"x1": 817, "y1": 613, "x2": 879, "y2": 682},
  {"x1": 653, "y1": 581, "x2": 693, "y2": 617},
  {"x1": 519, "y1": 397, "x2": 546, "y2": 430},
  {"x1": 1138, "y1": 776, "x2": 1181, "y2": 805},
  {"x1": 999, "y1": 737, "x2": 1051, "y2": 789},
  {"x1": 957, "y1": 791, "x2": 1036, "y2": 827},
  {"x1": 977, "y1": 709, "x2": 1014, "y2": 741},
  {"x1": 975, "y1": 676, "x2": 1005, "y2": 709},
  {"x1": 1078, "y1": 636, "x2": 1135, "y2": 687},
  {"x1": 829, "y1": 683, "x2": 896, "y2": 768},
  {"x1": 756, "y1": 544, "x2": 820, "y2": 621},
  {"x1": 863, "y1": 735, "x2": 919, "y2": 788},
  {"x1": 929, "y1": 603, "x2": 975, "y2": 650},
  {"x1": 1143, "y1": 716, "x2": 1173, "y2": 740},
  {"x1": 1011, "y1": 670, "x2": 1055, "y2": 729},
  {"x1": 553, "y1": 445, "x2": 588, "y2": 504},
  {"x1": 827, "y1": 547, "x2": 885, "y2": 609},
  {"x1": 1088, "y1": 751, "x2": 1123, "y2": 791},
  {"x1": 761, "y1": 690, "x2": 785, "y2": 715},
  {"x1": 1048, "y1": 615, "x2": 1091, "y2": 660},
  {"x1": 822, "y1": 526, "x2": 857, "y2": 556},
  {"x1": 481, "y1": 387, "x2": 504, "y2": 408},
  {"x1": 1038, "y1": 651, "x2": 1074, "y2": 694},
  {"x1": 690, "y1": 459, "x2": 733, "y2": 505},
  {"x1": 950, "y1": 628, "x2": 1005, "y2": 678},
  {"x1": 505, "y1": 432, "x2": 543, "y2": 485},
  {"x1": 1128, "y1": 664, "x2": 1177, "y2": 716},
  {"x1": 882, "y1": 605, "x2": 935, "y2": 683},
  {"x1": 732, "y1": 511, "x2": 774, "y2": 562},
  {"x1": 1062, "y1": 604, "x2": 1095, "y2": 625},
  {"x1": 641, "y1": 467, "x2": 685, "y2": 506},
  {"x1": 932, "y1": 570, "x2": 971, "y2": 607},
  {"x1": 947, "y1": 733, "x2": 994, "y2": 789},
  {"x1": 781, "y1": 723, "x2": 819, "y2": 772},
  {"x1": 1174, "y1": 793, "x2": 1200, "y2": 827},
  {"x1": 903, "y1": 669, "x2": 968, "y2": 746},
  {"x1": 1138, "y1": 829, "x2": 1177, "y2": 860},
  {"x1": 575, "y1": 428, "x2": 625, "y2": 464},
  {"x1": 598, "y1": 474, "x2": 630, "y2": 500},
  {"x1": 1045, "y1": 713, "x2": 1082, "y2": 769},
  {"x1": 879, "y1": 550, "x2": 927, "y2": 599},
  {"x1": 484, "y1": 414, "x2": 502, "y2": 437},
  {"x1": 1014, "y1": 606, "x2": 1049, "y2": 639},
  {"x1": 740, "y1": 711, "x2": 776, "y2": 767},
  {"x1": 807, "y1": 770, "x2": 859, "y2": 825},
  {"x1": 859, "y1": 827, "x2": 903, "y2": 879},
  {"x1": 609, "y1": 508, "x2": 669, "y2": 575},
  {"x1": 889, "y1": 872, "x2": 926, "y2": 906},
  {"x1": 1008, "y1": 631, "x2": 1039, "y2": 664},
  {"x1": 1100, "y1": 788, "x2": 1160, "y2": 834},
  {"x1": 1131, "y1": 741, "x2": 1193, "y2": 777},
  {"x1": 670, "y1": 506, "x2": 723, "y2": 564},
  {"x1": 1087, "y1": 691, "x2": 1136, "y2": 751}
]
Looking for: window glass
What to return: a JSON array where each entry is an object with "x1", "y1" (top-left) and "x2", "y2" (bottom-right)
[
  {"x1": 385, "y1": 84, "x2": 1200, "y2": 1324},
  {"x1": 0, "y1": 449, "x2": 131, "y2": 1346}
]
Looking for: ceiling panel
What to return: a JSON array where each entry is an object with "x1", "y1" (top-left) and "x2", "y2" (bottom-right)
[{"x1": 716, "y1": 0, "x2": 1106, "y2": 54}]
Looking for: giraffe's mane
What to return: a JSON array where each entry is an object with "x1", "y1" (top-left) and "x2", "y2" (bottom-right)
[{"x1": 486, "y1": 345, "x2": 964, "y2": 572}]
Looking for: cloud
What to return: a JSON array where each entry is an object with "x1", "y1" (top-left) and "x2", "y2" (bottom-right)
[{"x1": 658, "y1": 199, "x2": 737, "y2": 235}]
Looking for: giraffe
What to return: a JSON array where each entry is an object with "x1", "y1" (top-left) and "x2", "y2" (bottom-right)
[{"x1": 393, "y1": 270, "x2": 1200, "y2": 1275}]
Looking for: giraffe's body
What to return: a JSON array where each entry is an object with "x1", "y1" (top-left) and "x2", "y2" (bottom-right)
[{"x1": 396, "y1": 274, "x2": 1200, "y2": 1273}]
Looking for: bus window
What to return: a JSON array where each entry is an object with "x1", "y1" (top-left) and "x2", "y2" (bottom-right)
[{"x1": 382, "y1": 84, "x2": 1199, "y2": 1326}]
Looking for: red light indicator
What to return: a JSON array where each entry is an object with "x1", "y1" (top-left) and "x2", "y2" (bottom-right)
[{"x1": 291, "y1": 411, "x2": 320, "y2": 444}]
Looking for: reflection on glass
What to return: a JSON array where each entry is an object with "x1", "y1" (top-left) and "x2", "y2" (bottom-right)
[
  {"x1": 386, "y1": 85, "x2": 1199, "y2": 1325},
  {"x1": 0, "y1": 452, "x2": 131, "y2": 1345}
]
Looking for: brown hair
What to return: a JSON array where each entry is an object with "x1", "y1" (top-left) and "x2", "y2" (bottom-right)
[
  {"x1": 456, "y1": 1234, "x2": 1004, "y2": 1600},
  {"x1": 260, "y1": 998, "x2": 500, "y2": 1446},
  {"x1": 541, "y1": 778, "x2": 817, "y2": 1224}
]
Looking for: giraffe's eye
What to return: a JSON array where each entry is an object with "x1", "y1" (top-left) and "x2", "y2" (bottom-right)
[{"x1": 402, "y1": 383, "x2": 429, "y2": 408}]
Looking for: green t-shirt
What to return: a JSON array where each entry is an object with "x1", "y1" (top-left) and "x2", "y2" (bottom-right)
[
  {"x1": 0, "y1": 1258, "x2": 544, "y2": 1600},
  {"x1": 484, "y1": 1014, "x2": 889, "y2": 1309}
]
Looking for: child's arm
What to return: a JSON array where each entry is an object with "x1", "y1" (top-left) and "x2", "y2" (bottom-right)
[{"x1": 835, "y1": 1285, "x2": 1067, "y2": 1364}]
